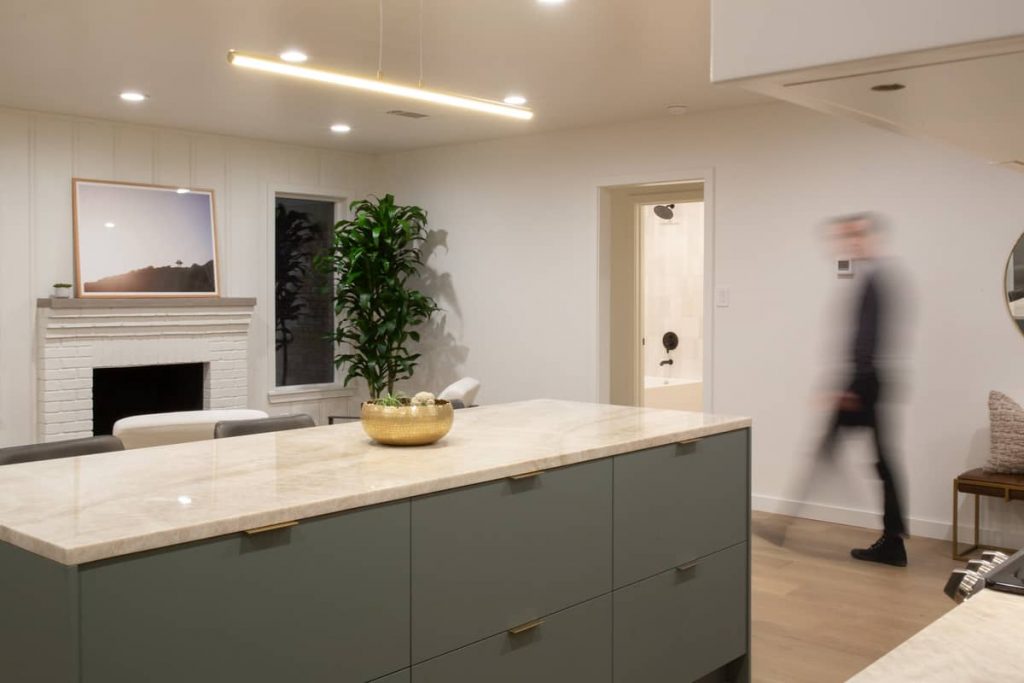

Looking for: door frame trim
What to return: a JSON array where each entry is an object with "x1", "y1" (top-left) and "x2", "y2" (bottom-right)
[{"x1": 595, "y1": 168, "x2": 716, "y2": 412}]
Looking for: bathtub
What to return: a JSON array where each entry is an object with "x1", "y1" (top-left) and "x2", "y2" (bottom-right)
[{"x1": 643, "y1": 376, "x2": 703, "y2": 412}]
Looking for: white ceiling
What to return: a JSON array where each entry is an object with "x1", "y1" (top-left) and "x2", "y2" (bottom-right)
[
  {"x1": 785, "y1": 50, "x2": 1024, "y2": 167},
  {"x1": 0, "y1": 0, "x2": 764, "y2": 153}
]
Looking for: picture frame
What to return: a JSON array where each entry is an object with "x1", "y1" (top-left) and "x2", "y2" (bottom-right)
[{"x1": 72, "y1": 179, "x2": 220, "y2": 298}]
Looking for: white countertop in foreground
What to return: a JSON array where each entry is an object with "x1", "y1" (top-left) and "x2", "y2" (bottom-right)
[
  {"x1": 0, "y1": 400, "x2": 750, "y2": 565},
  {"x1": 849, "y1": 588, "x2": 1024, "y2": 682}
]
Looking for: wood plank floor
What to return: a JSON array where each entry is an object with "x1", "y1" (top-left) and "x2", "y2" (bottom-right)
[{"x1": 751, "y1": 511, "x2": 962, "y2": 683}]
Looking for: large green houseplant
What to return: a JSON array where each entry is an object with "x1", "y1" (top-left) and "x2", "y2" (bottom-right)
[{"x1": 315, "y1": 194, "x2": 438, "y2": 399}]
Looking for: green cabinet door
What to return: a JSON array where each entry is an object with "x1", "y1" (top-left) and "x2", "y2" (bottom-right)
[
  {"x1": 79, "y1": 501, "x2": 410, "y2": 683},
  {"x1": 614, "y1": 542, "x2": 748, "y2": 683},
  {"x1": 371, "y1": 669, "x2": 410, "y2": 683},
  {"x1": 614, "y1": 428, "x2": 749, "y2": 587},
  {"x1": 411, "y1": 458, "x2": 612, "y2": 662},
  {"x1": 0, "y1": 542, "x2": 79, "y2": 683},
  {"x1": 412, "y1": 595, "x2": 612, "y2": 683}
]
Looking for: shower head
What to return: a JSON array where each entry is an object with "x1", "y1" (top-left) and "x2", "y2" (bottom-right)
[{"x1": 654, "y1": 204, "x2": 675, "y2": 220}]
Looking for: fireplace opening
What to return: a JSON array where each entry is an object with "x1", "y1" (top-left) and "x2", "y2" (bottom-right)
[{"x1": 92, "y1": 363, "x2": 205, "y2": 435}]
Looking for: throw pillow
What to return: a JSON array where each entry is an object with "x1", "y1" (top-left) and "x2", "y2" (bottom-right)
[{"x1": 987, "y1": 390, "x2": 1024, "y2": 473}]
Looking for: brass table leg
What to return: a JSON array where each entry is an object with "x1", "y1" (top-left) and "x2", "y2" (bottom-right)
[{"x1": 952, "y1": 478, "x2": 959, "y2": 560}]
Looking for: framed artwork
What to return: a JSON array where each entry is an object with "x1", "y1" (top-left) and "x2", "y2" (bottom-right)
[{"x1": 72, "y1": 179, "x2": 220, "y2": 298}]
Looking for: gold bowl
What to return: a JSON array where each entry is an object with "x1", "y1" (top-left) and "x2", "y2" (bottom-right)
[{"x1": 360, "y1": 400, "x2": 454, "y2": 446}]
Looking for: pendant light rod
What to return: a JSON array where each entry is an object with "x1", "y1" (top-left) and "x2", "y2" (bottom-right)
[
  {"x1": 227, "y1": 51, "x2": 534, "y2": 120},
  {"x1": 377, "y1": 0, "x2": 384, "y2": 80},
  {"x1": 418, "y1": 0, "x2": 424, "y2": 87}
]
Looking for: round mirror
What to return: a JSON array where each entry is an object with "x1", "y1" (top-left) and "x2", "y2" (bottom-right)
[{"x1": 1007, "y1": 234, "x2": 1024, "y2": 335}]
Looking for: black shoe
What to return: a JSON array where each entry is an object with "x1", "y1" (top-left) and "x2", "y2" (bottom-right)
[{"x1": 851, "y1": 535, "x2": 907, "y2": 567}]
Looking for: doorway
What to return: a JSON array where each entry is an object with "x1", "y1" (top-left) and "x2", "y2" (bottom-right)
[{"x1": 603, "y1": 181, "x2": 708, "y2": 410}]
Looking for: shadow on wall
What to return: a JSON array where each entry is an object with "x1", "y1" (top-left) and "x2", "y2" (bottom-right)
[{"x1": 402, "y1": 229, "x2": 470, "y2": 395}]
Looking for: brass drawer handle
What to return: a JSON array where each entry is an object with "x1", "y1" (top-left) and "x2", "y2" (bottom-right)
[
  {"x1": 675, "y1": 560, "x2": 700, "y2": 573},
  {"x1": 244, "y1": 520, "x2": 299, "y2": 535},
  {"x1": 508, "y1": 618, "x2": 545, "y2": 636},
  {"x1": 677, "y1": 437, "x2": 703, "y2": 447},
  {"x1": 509, "y1": 470, "x2": 544, "y2": 481}
]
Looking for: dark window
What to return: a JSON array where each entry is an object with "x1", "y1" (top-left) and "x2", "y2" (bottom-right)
[{"x1": 275, "y1": 196, "x2": 335, "y2": 387}]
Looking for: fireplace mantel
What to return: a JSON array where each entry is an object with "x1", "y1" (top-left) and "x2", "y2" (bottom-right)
[
  {"x1": 36, "y1": 297, "x2": 257, "y2": 442},
  {"x1": 37, "y1": 297, "x2": 257, "y2": 309}
]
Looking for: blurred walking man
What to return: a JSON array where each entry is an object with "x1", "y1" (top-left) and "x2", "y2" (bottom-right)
[{"x1": 822, "y1": 213, "x2": 908, "y2": 566}]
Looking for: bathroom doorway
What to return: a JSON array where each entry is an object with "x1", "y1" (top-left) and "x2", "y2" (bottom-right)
[
  {"x1": 602, "y1": 181, "x2": 708, "y2": 411},
  {"x1": 640, "y1": 196, "x2": 704, "y2": 410}
]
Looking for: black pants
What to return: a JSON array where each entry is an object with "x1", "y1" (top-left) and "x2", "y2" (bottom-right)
[{"x1": 818, "y1": 375, "x2": 907, "y2": 537}]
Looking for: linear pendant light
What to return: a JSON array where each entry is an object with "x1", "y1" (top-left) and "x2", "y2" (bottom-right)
[{"x1": 227, "y1": 51, "x2": 534, "y2": 121}]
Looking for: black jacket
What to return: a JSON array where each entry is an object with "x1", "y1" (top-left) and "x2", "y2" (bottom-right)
[{"x1": 847, "y1": 264, "x2": 888, "y2": 406}]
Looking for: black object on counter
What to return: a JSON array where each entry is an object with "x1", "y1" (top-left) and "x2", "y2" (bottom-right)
[{"x1": 985, "y1": 548, "x2": 1024, "y2": 596}]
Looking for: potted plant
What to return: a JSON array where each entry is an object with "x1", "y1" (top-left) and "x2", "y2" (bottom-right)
[
  {"x1": 359, "y1": 391, "x2": 453, "y2": 446},
  {"x1": 52, "y1": 283, "x2": 73, "y2": 299},
  {"x1": 315, "y1": 194, "x2": 444, "y2": 445}
]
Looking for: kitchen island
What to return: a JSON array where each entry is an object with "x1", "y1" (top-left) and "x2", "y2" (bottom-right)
[
  {"x1": 849, "y1": 588, "x2": 1024, "y2": 682},
  {"x1": 0, "y1": 399, "x2": 752, "y2": 683}
]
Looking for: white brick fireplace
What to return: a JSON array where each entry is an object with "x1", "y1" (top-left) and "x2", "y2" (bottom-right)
[{"x1": 36, "y1": 298, "x2": 257, "y2": 442}]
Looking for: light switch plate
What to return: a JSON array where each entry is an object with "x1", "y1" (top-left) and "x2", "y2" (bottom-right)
[{"x1": 715, "y1": 288, "x2": 730, "y2": 307}]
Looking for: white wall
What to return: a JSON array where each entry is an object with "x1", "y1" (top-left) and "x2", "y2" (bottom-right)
[
  {"x1": 0, "y1": 106, "x2": 377, "y2": 447},
  {"x1": 380, "y1": 102, "x2": 1024, "y2": 543},
  {"x1": 710, "y1": 0, "x2": 1024, "y2": 82}
]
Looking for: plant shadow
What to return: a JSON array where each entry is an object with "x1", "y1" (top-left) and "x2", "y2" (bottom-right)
[{"x1": 403, "y1": 229, "x2": 471, "y2": 395}]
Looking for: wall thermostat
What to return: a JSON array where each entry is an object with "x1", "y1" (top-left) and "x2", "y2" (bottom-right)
[{"x1": 836, "y1": 259, "x2": 855, "y2": 277}]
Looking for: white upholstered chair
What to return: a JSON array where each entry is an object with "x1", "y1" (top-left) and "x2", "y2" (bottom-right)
[{"x1": 438, "y1": 378, "x2": 481, "y2": 407}]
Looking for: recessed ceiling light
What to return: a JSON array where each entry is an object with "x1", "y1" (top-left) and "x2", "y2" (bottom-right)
[
  {"x1": 176, "y1": 188, "x2": 190, "y2": 194},
  {"x1": 280, "y1": 50, "x2": 308, "y2": 63},
  {"x1": 503, "y1": 94, "x2": 527, "y2": 106},
  {"x1": 104, "y1": 222, "x2": 116, "y2": 228},
  {"x1": 667, "y1": 104, "x2": 688, "y2": 115},
  {"x1": 330, "y1": 123, "x2": 352, "y2": 134},
  {"x1": 537, "y1": 0, "x2": 566, "y2": 4},
  {"x1": 871, "y1": 83, "x2": 906, "y2": 92},
  {"x1": 119, "y1": 91, "x2": 147, "y2": 102}
]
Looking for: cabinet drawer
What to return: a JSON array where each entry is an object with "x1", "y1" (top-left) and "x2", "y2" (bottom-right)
[
  {"x1": 412, "y1": 594, "x2": 611, "y2": 683},
  {"x1": 79, "y1": 501, "x2": 410, "y2": 683},
  {"x1": 411, "y1": 458, "x2": 612, "y2": 662},
  {"x1": 614, "y1": 542, "x2": 748, "y2": 683},
  {"x1": 614, "y1": 428, "x2": 748, "y2": 587}
]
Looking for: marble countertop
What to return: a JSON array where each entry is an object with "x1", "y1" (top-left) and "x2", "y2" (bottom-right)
[
  {"x1": 849, "y1": 588, "x2": 1024, "y2": 682},
  {"x1": 0, "y1": 399, "x2": 750, "y2": 565}
]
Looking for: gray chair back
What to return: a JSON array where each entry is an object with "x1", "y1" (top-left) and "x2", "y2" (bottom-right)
[
  {"x1": 214, "y1": 414, "x2": 316, "y2": 439},
  {"x1": 0, "y1": 435, "x2": 125, "y2": 466}
]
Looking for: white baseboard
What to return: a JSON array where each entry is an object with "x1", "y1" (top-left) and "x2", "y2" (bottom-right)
[{"x1": 752, "y1": 494, "x2": 1024, "y2": 550}]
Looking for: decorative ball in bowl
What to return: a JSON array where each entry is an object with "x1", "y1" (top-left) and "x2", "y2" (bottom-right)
[{"x1": 360, "y1": 393, "x2": 453, "y2": 446}]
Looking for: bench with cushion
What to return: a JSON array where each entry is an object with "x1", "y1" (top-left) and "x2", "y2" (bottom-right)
[
  {"x1": 955, "y1": 390, "x2": 1024, "y2": 559},
  {"x1": 113, "y1": 409, "x2": 269, "y2": 449},
  {"x1": 952, "y1": 469, "x2": 1024, "y2": 559}
]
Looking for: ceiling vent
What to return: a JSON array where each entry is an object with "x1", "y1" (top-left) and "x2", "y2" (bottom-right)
[{"x1": 387, "y1": 110, "x2": 430, "y2": 119}]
